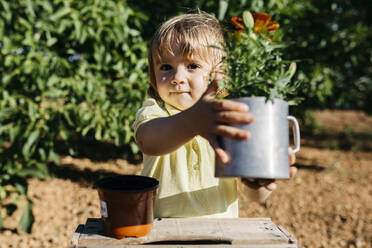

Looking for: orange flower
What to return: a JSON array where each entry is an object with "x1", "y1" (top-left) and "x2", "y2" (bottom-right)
[
  {"x1": 252, "y1": 13, "x2": 279, "y2": 35},
  {"x1": 231, "y1": 13, "x2": 279, "y2": 38},
  {"x1": 231, "y1": 16, "x2": 245, "y2": 32},
  {"x1": 230, "y1": 16, "x2": 246, "y2": 39}
]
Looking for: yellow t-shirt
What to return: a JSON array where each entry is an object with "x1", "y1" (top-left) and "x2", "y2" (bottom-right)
[{"x1": 132, "y1": 98, "x2": 238, "y2": 218}]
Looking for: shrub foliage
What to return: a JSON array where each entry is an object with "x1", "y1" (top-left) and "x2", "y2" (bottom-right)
[{"x1": 0, "y1": 0, "x2": 148, "y2": 231}]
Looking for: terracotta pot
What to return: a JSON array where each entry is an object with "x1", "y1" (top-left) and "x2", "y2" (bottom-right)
[{"x1": 95, "y1": 175, "x2": 159, "y2": 239}]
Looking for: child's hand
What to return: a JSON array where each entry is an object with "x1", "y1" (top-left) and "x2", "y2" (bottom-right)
[
  {"x1": 187, "y1": 80, "x2": 254, "y2": 163},
  {"x1": 241, "y1": 148, "x2": 297, "y2": 202}
]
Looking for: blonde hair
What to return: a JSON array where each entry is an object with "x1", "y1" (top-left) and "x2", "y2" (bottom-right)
[{"x1": 148, "y1": 12, "x2": 225, "y2": 101}]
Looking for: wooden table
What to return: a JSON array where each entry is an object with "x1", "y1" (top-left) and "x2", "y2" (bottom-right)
[{"x1": 71, "y1": 218, "x2": 299, "y2": 248}]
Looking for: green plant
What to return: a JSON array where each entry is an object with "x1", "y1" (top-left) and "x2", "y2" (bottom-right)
[{"x1": 220, "y1": 11, "x2": 301, "y2": 103}]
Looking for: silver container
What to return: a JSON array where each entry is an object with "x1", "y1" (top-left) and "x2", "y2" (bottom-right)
[{"x1": 215, "y1": 97, "x2": 300, "y2": 179}]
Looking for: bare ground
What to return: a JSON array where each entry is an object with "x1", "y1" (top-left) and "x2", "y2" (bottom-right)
[{"x1": 0, "y1": 110, "x2": 371, "y2": 248}]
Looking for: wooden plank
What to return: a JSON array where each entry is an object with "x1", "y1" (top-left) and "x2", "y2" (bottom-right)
[
  {"x1": 70, "y1": 224, "x2": 84, "y2": 248},
  {"x1": 74, "y1": 245, "x2": 298, "y2": 248},
  {"x1": 277, "y1": 226, "x2": 297, "y2": 244},
  {"x1": 74, "y1": 218, "x2": 298, "y2": 247}
]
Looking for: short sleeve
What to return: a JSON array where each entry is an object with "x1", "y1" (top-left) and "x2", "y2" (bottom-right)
[{"x1": 132, "y1": 98, "x2": 169, "y2": 138}]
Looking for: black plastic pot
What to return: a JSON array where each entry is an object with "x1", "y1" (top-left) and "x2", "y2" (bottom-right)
[{"x1": 95, "y1": 175, "x2": 159, "y2": 239}]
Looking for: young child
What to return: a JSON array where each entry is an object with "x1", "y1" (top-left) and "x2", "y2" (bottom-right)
[{"x1": 133, "y1": 12, "x2": 296, "y2": 218}]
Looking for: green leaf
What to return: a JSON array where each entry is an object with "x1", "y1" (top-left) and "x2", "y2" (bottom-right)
[
  {"x1": 63, "y1": 111, "x2": 74, "y2": 126},
  {"x1": 59, "y1": 129, "x2": 69, "y2": 140},
  {"x1": 68, "y1": 147, "x2": 77, "y2": 156},
  {"x1": 82, "y1": 125, "x2": 91, "y2": 136},
  {"x1": 72, "y1": 13, "x2": 82, "y2": 39},
  {"x1": 1, "y1": 1, "x2": 11, "y2": 21},
  {"x1": 35, "y1": 162, "x2": 49, "y2": 177},
  {"x1": 47, "y1": 74, "x2": 59, "y2": 86},
  {"x1": 17, "y1": 168, "x2": 45, "y2": 179},
  {"x1": 218, "y1": 0, "x2": 229, "y2": 21},
  {"x1": 95, "y1": 125, "x2": 102, "y2": 140},
  {"x1": 15, "y1": 181, "x2": 27, "y2": 195},
  {"x1": 49, "y1": 150, "x2": 60, "y2": 164},
  {"x1": 287, "y1": 62, "x2": 297, "y2": 79},
  {"x1": 0, "y1": 187, "x2": 6, "y2": 199},
  {"x1": 46, "y1": 31, "x2": 57, "y2": 47},
  {"x1": 22, "y1": 130, "x2": 40, "y2": 159},
  {"x1": 38, "y1": 148, "x2": 46, "y2": 161},
  {"x1": 19, "y1": 203, "x2": 34, "y2": 233},
  {"x1": 26, "y1": 0, "x2": 36, "y2": 18},
  {"x1": 130, "y1": 142, "x2": 139, "y2": 154},
  {"x1": 50, "y1": 7, "x2": 71, "y2": 21},
  {"x1": 243, "y1": 11, "x2": 254, "y2": 30}
]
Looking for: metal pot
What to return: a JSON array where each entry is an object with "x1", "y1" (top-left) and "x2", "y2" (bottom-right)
[{"x1": 215, "y1": 97, "x2": 300, "y2": 179}]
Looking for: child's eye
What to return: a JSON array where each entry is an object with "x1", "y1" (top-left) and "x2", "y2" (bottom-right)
[
  {"x1": 188, "y1": 63, "x2": 200, "y2": 70},
  {"x1": 160, "y1": 64, "x2": 172, "y2": 71}
]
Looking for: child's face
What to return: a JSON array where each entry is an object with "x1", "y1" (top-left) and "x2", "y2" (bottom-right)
[{"x1": 154, "y1": 48, "x2": 211, "y2": 111}]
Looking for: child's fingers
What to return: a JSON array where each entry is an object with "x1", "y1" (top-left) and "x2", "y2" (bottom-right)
[
  {"x1": 241, "y1": 178, "x2": 277, "y2": 192},
  {"x1": 288, "y1": 147, "x2": 297, "y2": 177},
  {"x1": 290, "y1": 165, "x2": 298, "y2": 178},
  {"x1": 213, "y1": 125, "x2": 251, "y2": 140},
  {"x1": 257, "y1": 179, "x2": 277, "y2": 191},
  {"x1": 288, "y1": 147, "x2": 296, "y2": 165},
  {"x1": 289, "y1": 152, "x2": 296, "y2": 165},
  {"x1": 215, "y1": 111, "x2": 255, "y2": 124},
  {"x1": 264, "y1": 182, "x2": 277, "y2": 191},
  {"x1": 215, "y1": 148, "x2": 230, "y2": 164},
  {"x1": 211, "y1": 99, "x2": 249, "y2": 112},
  {"x1": 241, "y1": 178, "x2": 260, "y2": 189},
  {"x1": 207, "y1": 135, "x2": 231, "y2": 163}
]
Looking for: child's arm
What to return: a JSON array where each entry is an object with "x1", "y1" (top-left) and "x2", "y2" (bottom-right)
[{"x1": 136, "y1": 80, "x2": 254, "y2": 162}]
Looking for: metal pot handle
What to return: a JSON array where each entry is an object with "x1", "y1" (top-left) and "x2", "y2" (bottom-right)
[{"x1": 288, "y1": 116, "x2": 300, "y2": 153}]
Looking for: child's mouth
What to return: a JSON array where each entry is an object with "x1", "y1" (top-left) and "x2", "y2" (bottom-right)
[{"x1": 171, "y1": 91, "x2": 189, "y2": 94}]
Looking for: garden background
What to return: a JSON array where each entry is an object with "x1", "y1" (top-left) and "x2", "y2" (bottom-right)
[{"x1": 0, "y1": 0, "x2": 371, "y2": 247}]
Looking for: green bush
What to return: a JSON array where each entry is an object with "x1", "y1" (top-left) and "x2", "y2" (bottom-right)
[{"x1": 0, "y1": 0, "x2": 148, "y2": 232}]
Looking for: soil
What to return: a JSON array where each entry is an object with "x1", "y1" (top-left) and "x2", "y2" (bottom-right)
[{"x1": 0, "y1": 110, "x2": 371, "y2": 248}]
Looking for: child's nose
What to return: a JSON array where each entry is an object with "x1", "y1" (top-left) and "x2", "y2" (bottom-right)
[{"x1": 171, "y1": 67, "x2": 186, "y2": 84}]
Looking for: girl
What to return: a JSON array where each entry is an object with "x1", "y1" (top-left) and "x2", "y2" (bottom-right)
[{"x1": 133, "y1": 12, "x2": 296, "y2": 218}]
